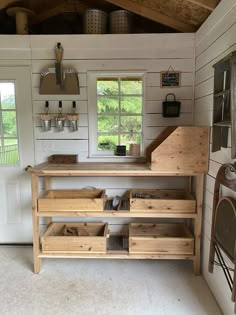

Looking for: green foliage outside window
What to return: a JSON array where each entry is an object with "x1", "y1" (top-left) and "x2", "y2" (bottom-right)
[
  {"x1": 0, "y1": 85, "x2": 19, "y2": 165},
  {"x1": 97, "y1": 77, "x2": 143, "y2": 153}
]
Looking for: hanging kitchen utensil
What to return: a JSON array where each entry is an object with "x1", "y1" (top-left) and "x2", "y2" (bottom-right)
[
  {"x1": 55, "y1": 42, "x2": 63, "y2": 86},
  {"x1": 162, "y1": 93, "x2": 181, "y2": 117},
  {"x1": 55, "y1": 101, "x2": 66, "y2": 132},
  {"x1": 40, "y1": 101, "x2": 52, "y2": 131},
  {"x1": 67, "y1": 101, "x2": 79, "y2": 132},
  {"x1": 39, "y1": 43, "x2": 80, "y2": 95}
]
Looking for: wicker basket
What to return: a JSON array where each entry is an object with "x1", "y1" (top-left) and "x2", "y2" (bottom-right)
[
  {"x1": 109, "y1": 10, "x2": 133, "y2": 34},
  {"x1": 83, "y1": 9, "x2": 107, "y2": 34}
]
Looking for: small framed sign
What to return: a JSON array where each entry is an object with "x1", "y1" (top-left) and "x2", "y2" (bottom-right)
[{"x1": 160, "y1": 71, "x2": 181, "y2": 88}]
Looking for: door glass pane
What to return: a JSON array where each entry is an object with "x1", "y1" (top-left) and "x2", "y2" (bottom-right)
[
  {"x1": 0, "y1": 81, "x2": 19, "y2": 165},
  {"x1": 0, "y1": 139, "x2": 19, "y2": 165},
  {"x1": 0, "y1": 83, "x2": 15, "y2": 109},
  {"x1": 2, "y1": 111, "x2": 17, "y2": 137}
]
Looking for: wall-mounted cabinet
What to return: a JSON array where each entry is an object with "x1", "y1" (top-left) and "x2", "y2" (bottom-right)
[{"x1": 212, "y1": 51, "x2": 236, "y2": 158}]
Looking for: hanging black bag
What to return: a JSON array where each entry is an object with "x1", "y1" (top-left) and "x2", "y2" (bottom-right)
[{"x1": 162, "y1": 93, "x2": 181, "y2": 117}]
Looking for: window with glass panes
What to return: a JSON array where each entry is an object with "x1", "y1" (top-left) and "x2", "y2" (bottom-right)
[
  {"x1": 96, "y1": 76, "x2": 143, "y2": 154},
  {"x1": 0, "y1": 82, "x2": 19, "y2": 165}
]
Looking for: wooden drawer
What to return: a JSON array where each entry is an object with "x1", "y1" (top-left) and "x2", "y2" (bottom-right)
[
  {"x1": 42, "y1": 222, "x2": 108, "y2": 253},
  {"x1": 129, "y1": 189, "x2": 196, "y2": 213},
  {"x1": 38, "y1": 189, "x2": 106, "y2": 212},
  {"x1": 129, "y1": 223, "x2": 194, "y2": 255}
]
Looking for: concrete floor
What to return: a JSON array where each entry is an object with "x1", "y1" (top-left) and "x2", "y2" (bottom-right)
[{"x1": 0, "y1": 247, "x2": 222, "y2": 315}]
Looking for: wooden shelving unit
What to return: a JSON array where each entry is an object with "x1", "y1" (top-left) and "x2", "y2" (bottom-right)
[{"x1": 28, "y1": 126, "x2": 209, "y2": 274}]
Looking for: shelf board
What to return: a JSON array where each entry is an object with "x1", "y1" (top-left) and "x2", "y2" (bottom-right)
[
  {"x1": 214, "y1": 89, "x2": 230, "y2": 97},
  {"x1": 36, "y1": 210, "x2": 197, "y2": 218},
  {"x1": 38, "y1": 250, "x2": 195, "y2": 260},
  {"x1": 29, "y1": 162, "x2": 205, "y2": 176},
  {"x1": 213, "y1": 121, "x2": 231, "y2": 127}
]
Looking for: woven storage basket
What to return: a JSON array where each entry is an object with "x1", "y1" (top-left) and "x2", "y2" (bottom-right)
[{"x1": 83, "y1": 9, "x2": 107, "y2": 34}]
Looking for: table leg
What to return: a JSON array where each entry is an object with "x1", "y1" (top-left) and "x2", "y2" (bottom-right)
[
  {"x1": 44, "y1": 176, "x2": 52, "y2": 226},
  {"x1": 193, "y1": 174, "x2": 204, "y2": 275},
  {"x1": 31, "y1": 174, "x2": 41, "y2": 273}
]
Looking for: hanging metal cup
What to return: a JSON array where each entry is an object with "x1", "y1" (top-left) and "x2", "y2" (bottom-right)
[
  {"x1": 55, "y1": 115, "x2": 66, "y2": 132},
  {"x1": 40, "y1": 114, "x2": 52, "y2": 131},
  {"x1": 67, "y1": 114, "x2": 79, "y2": 132},
  {"x1": 67, "y1": 101, "x2": 79, "y2": 132},
  {"x1": 54, "y1": 100, "x2": 66, "y2": 132}
]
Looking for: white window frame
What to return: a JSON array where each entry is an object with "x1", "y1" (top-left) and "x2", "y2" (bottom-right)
[{"x1": 88, "y1": 72, "x2": 144, "y2": 158}]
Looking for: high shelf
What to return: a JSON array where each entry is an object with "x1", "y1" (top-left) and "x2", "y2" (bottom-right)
[{"x1": 28, "y1": 126, "x2": 209, "y2": 274}]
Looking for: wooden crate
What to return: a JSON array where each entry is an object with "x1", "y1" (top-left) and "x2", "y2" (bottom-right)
[
  {"x1": 48, "y1": 154, "x2": 78, "y2": 164},
  {"x1": 129, "y1": 189, "x2": 196, "y2": 213},
  {"x1": 129, "y1": 223, "x2": 194, "y2": 255},
  {"x1": 42, "y1": 222, "x2": 108, "y2": 253},
  {"x1": 145, "y1": 126, "x2": 209, "y2": 173},
  {"x1": 38, "y1": 189, "x2": 106, "y2": 212}
]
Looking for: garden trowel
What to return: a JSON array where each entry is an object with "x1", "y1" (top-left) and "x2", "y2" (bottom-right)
[
  {"x1": 39, "y1": 42, "x2": 80, "y2": 95},
  {"x1": 55, "y1": 42, "x2": 63, "y2": 85}
]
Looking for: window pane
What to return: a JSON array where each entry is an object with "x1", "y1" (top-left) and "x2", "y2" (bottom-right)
[
  {"x1": 2, "y1": 111, "x2": 17, "y2": 137},
  {"x1": 97, "y1": 96, "x2": 119, "y2": 114},
  {"x1": 98, "y1": 115, "x2": 119, "y2": 133},
  {"x1": 97, "y1": 135, "x2": 118, "y2": 151},
  {"x1": 0, "y1": 83, "x2": 15, "y2": 109},
  {"x1": 121, "y1": 96, "x2": 142, "y2": 114},
  {"x1": 120, "y1": 116, "x2": 142, "y2": 133},
  {"x1": 0, "y1": 139, "x2": 19, "y2": 165},
  {"x1": 120, "y1": 134, "x2": 142, "y2": 150},
  {"x1": 121, "y1": 79, "x2": 142, "y2": 95},
  {"x1": 97, "y1": 80, "x2": 119, "y2": 96}
]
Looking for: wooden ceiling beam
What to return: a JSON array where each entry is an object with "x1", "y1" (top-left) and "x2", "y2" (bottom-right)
[
  {"x1": 184, "y1": 0, "x2": 220, "y2": 11},
  {"x1": 105, "y1": 0, "x2": 196, "y2": 32},
  {"x1": 32, "y1": 1, "x2": 88, "y2": 24},
  {"x1": 0, "y1": 0, "x2": 21, "y2": 9}
]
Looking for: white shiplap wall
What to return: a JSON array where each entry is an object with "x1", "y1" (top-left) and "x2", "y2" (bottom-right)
[
  {"x1": 0, "y1": 33, "x2": 195, "y2": 226},
  {"x1": 29, "y1": 33, "x2": 195, "y2": 195},
  {"x1": 30, "y1": 34, "x2": 194, "y2": 165},
  {"x1": 194, "y1": 1, "x2": 236, "y2": 314}
]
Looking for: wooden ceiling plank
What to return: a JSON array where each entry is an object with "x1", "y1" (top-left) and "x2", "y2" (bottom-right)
[
  {"x1": 32, "y1": 1, "x2": 88, "y2": 24},
  {"x1": 28, "y1": 0, "x2": 65, "y2": 12},
  {"x1": 0, "y1": 0, "x2": 21, "y2": 9},
  {"x1": 184, "y1": 0, "x2": 220, "y2": 11},
  {"x1": 105, "y1": 0, "x2": 196, "y2": 32}
]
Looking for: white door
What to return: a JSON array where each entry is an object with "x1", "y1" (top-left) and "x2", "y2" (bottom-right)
[{"x1": 0, "y1": 67, "x2": 34, "y2": 243}]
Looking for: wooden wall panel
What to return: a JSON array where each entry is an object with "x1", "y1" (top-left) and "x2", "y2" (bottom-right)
[
  {"x1": 33, "y1": 100, "x2": 88, "y2": 114},
  {"x1": 30, "y1": 34, "x2": 194, "y2": 59},
  {"x1": 194, "y1": 1, "x2": 236, "y2": 314},
  {"x1": 32, "y1": 58, "x2": 194, "y2": 74},
  {"x1": 0, "y1": 35, "x2": 31, "y2": 60},
  {"x1": 146, "y1": 100, "x2": 193, "y2": 114}
]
